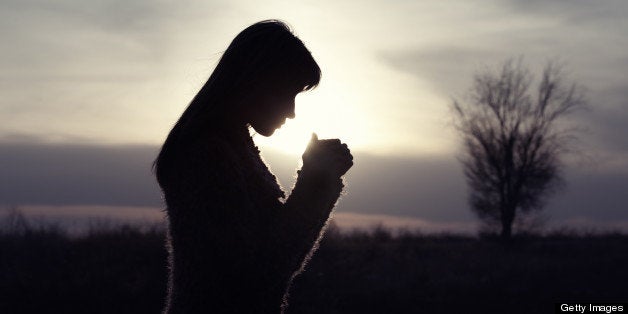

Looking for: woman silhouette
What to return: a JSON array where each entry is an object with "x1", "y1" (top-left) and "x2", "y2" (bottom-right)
[{"x1": 154, "y1": 20, "x2": 353, "y2": 313}]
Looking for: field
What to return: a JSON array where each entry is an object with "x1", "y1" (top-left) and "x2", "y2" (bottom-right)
[{"x1": 1, "y1": 217, "x2": 627, "y2": 314}]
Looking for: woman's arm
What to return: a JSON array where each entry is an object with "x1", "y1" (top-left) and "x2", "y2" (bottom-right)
[
  {"x1": 267, "y1": 134, "x2": 352, "y2": 288},
  {"x1": 268, "y1": 166, "x2": 344, "y2": 271}
]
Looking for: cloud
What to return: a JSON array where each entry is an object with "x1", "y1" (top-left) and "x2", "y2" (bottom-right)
[
  {"x1": 0, "y1": 0, "x2": 185, "y2": 74},
  {"x1": 381, "y1": 47, "x2": 500, "y2": 97},
  {"x1": 330, "y1": 212, "x2": 475, "y2": 234},
  {"x1": 0, "y1": 141, "x2": 162, "y2": 207},
  {"x1": 581, "y1": 86, "x2": 628, "y2": 153},
  {"x1": 380, "y1": 11, "x2": 628, "y2": 157},
  {"x1": 548, "y1": 168, "x2": 628, "y2": 221},
  {"x1": 0, "y1": 0, "x2": 237, "y2": 145},
  {"x1": 505, "y1": 0, "x2": 628, "y2": 26},
  {"x1": 2, "y1": 138, "x2": 628, "y2": 233},
  {"x1": 333, "y1": 153, "x2": 470, "y2": 222}
]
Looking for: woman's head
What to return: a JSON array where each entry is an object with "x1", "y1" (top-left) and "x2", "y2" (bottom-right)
[
  {"x1": 155, "y1": 20, "x2": 320, "y2": 183},
  {"x1": 180, "y1": 19, "x2": 321, "y2": 137},
  {"x1": 218, "y1": 19, "x2": 321, "y2": 97},
  {"x1": 217, "y1": 20, "x2": 322, "y2": 135}
]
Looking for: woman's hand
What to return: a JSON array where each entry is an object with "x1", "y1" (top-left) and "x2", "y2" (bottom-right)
[{"x1": 301, "y1": 133, "x2": 353, "y2": 180}]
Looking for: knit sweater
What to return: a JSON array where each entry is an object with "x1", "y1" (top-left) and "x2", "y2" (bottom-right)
[{"x1": 159, "y1": 125, "x2": 344, "y2": 314}]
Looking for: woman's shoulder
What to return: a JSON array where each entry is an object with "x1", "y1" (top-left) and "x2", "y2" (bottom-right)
[{"x1": 173, "y1": 131, "x2": 246, "y2": 184}]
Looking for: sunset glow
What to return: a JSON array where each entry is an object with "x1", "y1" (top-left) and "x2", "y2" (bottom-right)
[
  {"x1": 1, "y1": 0, "x2": 627, "y2": 233},
  {"x1": 253, "y1": 87, "x2": 373, "y2": 156}
]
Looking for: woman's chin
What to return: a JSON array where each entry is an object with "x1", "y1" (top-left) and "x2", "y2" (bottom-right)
[
  {"x1": 254, "y1": 126, "x2": 276, "y2": 137},
  {"x1": 251, "y1": 121, "x2": 284, "y2": 137}
]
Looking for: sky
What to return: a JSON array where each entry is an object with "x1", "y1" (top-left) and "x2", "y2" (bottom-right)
[{"x1": 1, "y1": 0, "x2": 627, "y2": 233}]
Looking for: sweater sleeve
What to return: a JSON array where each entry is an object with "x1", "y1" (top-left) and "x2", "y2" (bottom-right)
[{"x1": 268, "y1": 168, "x2": 344, "y2": 276}]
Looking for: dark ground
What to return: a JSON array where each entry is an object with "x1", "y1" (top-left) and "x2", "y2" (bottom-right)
[{"x1": 1, "y1": 218, "x2": 627, "y2": 314}]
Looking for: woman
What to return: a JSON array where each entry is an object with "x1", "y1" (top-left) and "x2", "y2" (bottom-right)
[{"x1": 154, "y1": 20, "x2": 353, "y2": 313}]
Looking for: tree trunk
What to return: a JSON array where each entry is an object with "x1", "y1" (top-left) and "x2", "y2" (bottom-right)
[
  {"x1": 501, "y1": 220, "x2": 512, "y2": 239},
  {"x1": 500, "y1": 208, "x2": 515, "y2": 240}
]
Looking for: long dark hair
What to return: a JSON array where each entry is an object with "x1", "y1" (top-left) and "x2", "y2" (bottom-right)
[{"x1": 154, "y1": 20, "x2": 321, "y2": 187}]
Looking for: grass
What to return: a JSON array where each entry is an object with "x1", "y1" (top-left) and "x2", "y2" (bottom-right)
[{"x1": 1, "y1": 213, "x2": 626, "y2": 314}]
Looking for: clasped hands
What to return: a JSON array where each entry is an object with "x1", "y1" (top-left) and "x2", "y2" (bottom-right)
[{"x1": 301, "y1": 133, "x2": 353, "y2": 180}]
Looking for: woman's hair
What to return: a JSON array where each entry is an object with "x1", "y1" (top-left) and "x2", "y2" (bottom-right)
[{"x1": 154, "y1": 19, "x2": 321, "y2": 186}]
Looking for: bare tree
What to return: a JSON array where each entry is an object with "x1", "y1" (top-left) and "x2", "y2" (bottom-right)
[{"x1": 452, "y1": 59, "x2": 585, "y2": 239}]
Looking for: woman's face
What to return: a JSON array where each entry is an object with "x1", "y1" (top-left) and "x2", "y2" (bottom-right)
[{"x1": 248, "y1": 83, "x2": 300, "y2": 137}]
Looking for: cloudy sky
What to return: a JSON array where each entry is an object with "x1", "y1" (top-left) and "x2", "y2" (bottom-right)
[{"x1": 1, "y1": 0, "x2": 627, "y2": 233}]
